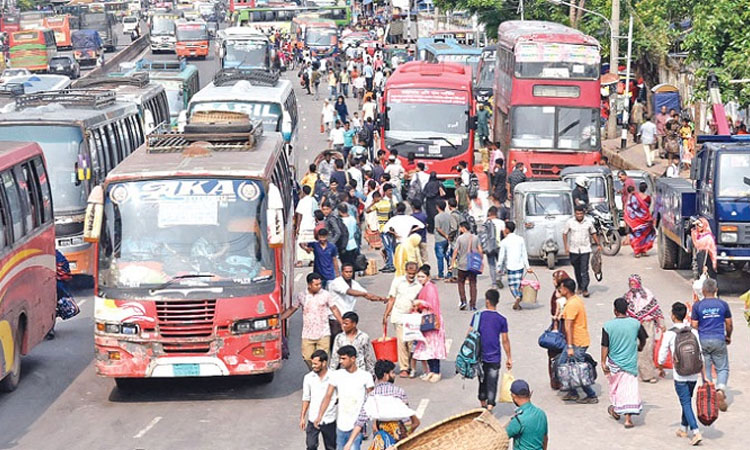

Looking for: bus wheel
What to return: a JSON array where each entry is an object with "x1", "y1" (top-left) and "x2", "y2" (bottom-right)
[
  {"x1": 255, "y1": 372, "x2": 274, "y2": 384},
  {"x1": 0, "y1": 327, "x2": 22, "y2": 392}
]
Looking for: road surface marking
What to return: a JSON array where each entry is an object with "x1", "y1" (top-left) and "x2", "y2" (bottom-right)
[
  {"x1": 303, "y1": 125, "x2": 307, "y2": 130},
  {"x1": 78, "y1": 299, "x2": 87, "y2": 307},
  {"x1": 295, "y1": 273, "x2": 303, "y2": 283},
  {"x1": 415, "y1": 399, "x2": 429, "y2": 419},
  {"x1": 445, "y1": 338, "x2": 453, "y2": 355},
  {"x1": 133, "y1": 416, "x2": 162, "y2": 439}
]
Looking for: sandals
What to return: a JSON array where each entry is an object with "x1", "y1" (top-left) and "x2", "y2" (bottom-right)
[{"x1": 608, "y1": 406, "x2": 621, "y2": 421}]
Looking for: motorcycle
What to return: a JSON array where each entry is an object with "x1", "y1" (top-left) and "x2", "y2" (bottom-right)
[{"x1": 589, "y1": 203, "x2": 621, "y2": 256}]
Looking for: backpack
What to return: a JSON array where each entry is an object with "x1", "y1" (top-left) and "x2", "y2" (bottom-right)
[
  {"x1": 468, "y1": 173, "x2": 480, "y2": 198},
  {"x1": 330, "y1": 215, "x2": 350, "y2": 253},
  {"x1": 457, "y1": 210, "x2": 477, "y2": 234},
  {"x1": 478, "y1": 220, "x2": 498, "y2": 256},
  {"x1": 407, "y1": 177, "x2": 425, "y2": 204},
  {"x1": 672, "y1": 327, "x2": 703, "y2": 376},
  {"x1": 313, "y1": 178, "x2": 327, "y2": 202},
  {"x1": 455, "y1": 311, "x2": 482, "y2": 379}
]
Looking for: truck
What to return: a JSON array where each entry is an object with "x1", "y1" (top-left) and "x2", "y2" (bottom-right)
[
  {"x1": 654, "y1": 135, "x2": 750, "y2": 275},
  {"x1": 81, "y1": 10, "x2": 117, "y2": 52},
  {"x1": 71, "y1": 29, "x2": 103, "y2": 66}
]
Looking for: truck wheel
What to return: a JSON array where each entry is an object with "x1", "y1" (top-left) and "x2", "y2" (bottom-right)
[
  {"x1": 601, "y1": 230, "x2": 621, "y2": 256},
  {"x1": 677, "y1": 247, "x2": 692, "y2": 270},
  {"x1": 0, "y1": 328, "x2": 22, "y2": 392},
  {"x1": 658, "y1": 231, "x2": 678, "y2": 270},
  {"x1": 546, "y1": 252, "x2": 555, "y2": 269}
]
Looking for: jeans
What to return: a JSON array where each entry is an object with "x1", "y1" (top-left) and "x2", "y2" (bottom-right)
[
  {"x1": 700, "y1": 338, "x2": 729, "y2": 390},
  {"x1": 336, "y1": 428, "x2": 362, "y2": 450},
  {"x1": 381, "y1": 233, "x2": 395, "y2": 270},
  {"x1": 457, "y1": 269, "x2": 477, "y2": 308},
  {"x1": 329, "y1": 85, "x2": 337, "y2": 100},
  {"x1": 558, "y1": 345, "x2": 597, "y2": 398},
  {"x1": 478, "y1": 362, "x2": 500, "y2": 406},
  {"x1": 674, "y1": 381, "x2": 699, "y2": 431},
  {"x1": 313, "y1": 83, "x2": 320, "y2": 100},
  {"x1": 428, "y1": 359, "x2": 441, "y2": 374},
  {"x1": 341, "y1": 83, "x2": 349, "y2": 97},
  {"x1": 434, "y1": 241, "x2": 449, "y2": 278},
  {"x1": 486, "y1": 252, "x2": 498, "y2": 286},
  {"x1": 569, "y1": 252, "x2": 590, "y2": 292},
  {"x1": 307, "y1": 421, "x2": 337, "y2": 450}
]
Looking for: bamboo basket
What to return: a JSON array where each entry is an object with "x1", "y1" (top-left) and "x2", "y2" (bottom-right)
[{"x1": 395, "y1": 409, "x2": 509, "y2": 450}]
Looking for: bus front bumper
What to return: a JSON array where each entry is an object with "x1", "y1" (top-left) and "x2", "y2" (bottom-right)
[{"x1": 94, "y1": 330, "x2": 283, "y2": 378}]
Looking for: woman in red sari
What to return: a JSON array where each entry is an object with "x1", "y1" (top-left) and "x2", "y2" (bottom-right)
[{"x1": 624, "y1": 182, "x2": 656, "y2": 257}]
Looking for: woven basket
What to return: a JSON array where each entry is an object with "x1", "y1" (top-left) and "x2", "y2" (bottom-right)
[{"x1": 395, "y1": 409, "x2": 509, "y2": 450}]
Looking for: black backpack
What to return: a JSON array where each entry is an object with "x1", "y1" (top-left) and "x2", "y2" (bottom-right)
[
  {"x1": 479, "y1": 220, "x2": 498, "y2": 256},
  {"x1": 468, "y1": 173, "x2": 480, "y2": 198},
  {"x1": 672, "y1": 327, "x2": 703, "y2": 376},
  {"x1": 330, "y1": 215, "x2": 350, "y2": 253}
]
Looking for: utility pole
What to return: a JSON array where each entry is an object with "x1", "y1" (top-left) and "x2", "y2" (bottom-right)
[
  {"x1": 620, "y1": 15, "x2": 633, "y2": 149},
  {"x1": 606, "y1": 0, "x2": 620, "y2": 140}
]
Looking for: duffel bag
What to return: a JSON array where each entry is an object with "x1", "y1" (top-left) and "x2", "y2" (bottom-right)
[{"x1": 556, "y1": 358, "x2": 596, "y2": 391}]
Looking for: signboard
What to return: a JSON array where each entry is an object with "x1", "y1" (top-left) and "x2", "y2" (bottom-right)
[
  {"x1": 388, "y1": 88, "x2": 468, "y2": 105},
  {"x1": 516, "y1": 43, "x2": 599, "y2": 65}
]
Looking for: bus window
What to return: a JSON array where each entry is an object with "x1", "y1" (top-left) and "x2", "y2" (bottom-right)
[
  {"x1": 20, "y1": 162, "x2": 42, "y2": 228},
  {"x1": 104, "y1": 124, "x2": 122, "y2": 164},
  {"x1": 3, "y1": 170, "x2": 25, "y2": 241},
  {"x1": 93, "y1": 129, "x2": 111, "y2": 172},
  {"x1": 14, "y1": 165, "x2": 35, "y2": 231},
  {"x1": 133, "y1": 115, "x2": 144, "y2": 142},
  {"x1": 31, "y1": 157, "x2": 52, "y2": 224},
  {"x1": 0, "y1": 193, "x2": 7, "y2": 248},
  {"x1": 116, "y1": 120, "x2": 132, "y2": 155}
]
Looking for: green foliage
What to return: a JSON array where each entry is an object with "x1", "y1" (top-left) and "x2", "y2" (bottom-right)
[{"x1": 16, "y1": 0, "x2": 36, "y2": 11}]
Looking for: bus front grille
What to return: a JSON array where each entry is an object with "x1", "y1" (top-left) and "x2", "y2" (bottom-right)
[{"x1": 156, "y1": 299, "x2": 216, "y2": 339}]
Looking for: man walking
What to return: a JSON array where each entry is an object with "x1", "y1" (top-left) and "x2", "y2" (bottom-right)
[
  {"x1": 336, "y1": 204, "x2": 358, "y2": 267},
  {"x1": 601, "y1": 297, "x2": 647, "y2": 428},
  {"x1": 330, "y1": 312, "x2": 377, "y2": 374},
  {"x1": 300, "y1": 228, "x2": 340, "y2": 289},
  {"x1": 691, "y1": 278, "x2": 732, "y2": 411},
  {"x1": 559, "y1": 278, "x2": 598, "y2": 404},
  {"x1": 383, "y1": 262, "x2": 422, "y2": 377},
  {"x1": 282, "y1": 273, "x2": 344, "y2": 369},
  {"x1": 368, "y1": 190, "x2": 396, "y2": 272},
  {"x1": 658, "y1": 302, "x2": 704, "y2": 445},
  {"x1": 315, "y1": 346, "x2": 374, "y2": 450},
  {"x1": 508, "y1": 162, "x2": 527, "y2": 198},
  {"x1": 433, "y1": 200, "x2": 454, "y2": 280},
  {"x1": 638, "y1": 115, "x2": 658, "y2": 167},
  {"x1": 473, "y1": 289, "x2": 512, "y2": 412},
  {"x1": 505, "y1": 380, "x2": 549, "y2": 450},
  {"x1": 453, "y1": 221, "x2": 483, "y2": 311},
  {"x1": 496, "y1": 221, "x2": 530, "y2": 310},
  {"x1": 563, "y1": 205, "x2": 601, "y2": 298},
  {"x1": 300, "y1": 350, "x2": 337, "y2": 450},
  {"x1": 481, "y1": 206, "x2": 505, "y2": 290},
  {"x1": 327, "y1": 263, "x2": 383, "y2": 339}
]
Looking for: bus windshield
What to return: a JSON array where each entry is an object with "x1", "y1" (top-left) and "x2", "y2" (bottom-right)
[
  {"x1": 176, "y1": 25, "x2": 207, "y2": 41},
  {"x1": 718, "y1": 153, "x2": 750, "y2": 198},
  {"x1": 223, "y1": 40, "x2": 267, "y2": 69},
  {"x1": 152, "y1": 17, "x2": 176, "y2": 35},
  {"x1": 514, "y1": 42, "x2": 600, "y2": 80},
  {"x1": 190, "y1": 101, "x2": 282, "y2": 131},
  {"x1": 436, "y1": 54, "x2": 480, "y2": 75},
  {"x1": 98, "y1": 179, "x2": 275, "y2": 297},
  {"x1": 0, "y1": 125, "x2": 85, "y2": 214},
  {"x1": 157, "y1": 79, "x2": 185, "y2": 116},
  {"x1": 385, "y1": 88, "x2": 468, "y2": 158},
  {"x1": 305, "y1": 28, "x2": 336, "y2": 46},
  {"x1": 511, "y1": 106, "x2": 599, "y2": 151},
  {"x1": 477, "y1": 60, "x2": 495, "y2": 89}
]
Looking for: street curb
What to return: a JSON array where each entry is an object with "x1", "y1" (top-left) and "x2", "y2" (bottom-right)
[{"x1": 603, "y1": 144, "x2": 664, "y2": 177}]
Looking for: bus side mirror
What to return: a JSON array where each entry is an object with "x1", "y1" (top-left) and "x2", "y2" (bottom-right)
[
  {"x1": 84, "y1": 185, "x2": 103, "y2": 243},
  {"x1": 281, "y1": 112, "x2": 292, "y2": 142},
  {"x1": 267, "y1": 183, "x2": 284, "y2": 248},
  {"x1": 177, "y1": 110, "x2": 188, "y2": 132},
  {"x1": 219, "y1": 45, "x2": 225, "y2": 59},
  {"x1": 378, "y1": 112, "x2": 388, "y2": 130},
  {"x1": 469, "y1": 115, "x2": 477, "y2": 131}
]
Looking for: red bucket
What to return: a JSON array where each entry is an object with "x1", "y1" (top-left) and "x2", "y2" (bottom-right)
[{"x1": 372, "y1": 325, "x2": 398, "y2": 363}]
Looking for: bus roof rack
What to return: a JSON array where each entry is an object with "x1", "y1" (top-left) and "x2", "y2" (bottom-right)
[
  {"x1": 75, "y1": 72, "x2": 150, "y2": 88},
  {"x1": 147, "y1": 118, "x2": 264, "y2": 153},
  {"x1": 135, "y1": 58, "x2": 186, "y2": 72},
  {"x1": 696, "y1": 135, "x2": 750, "y2": 144},
  {"x1": 213, "y1": 69, "x2": 279, "y2": 87},
  {"x1": 15, "y1": 89, "x2": 117, "y2": 109}
]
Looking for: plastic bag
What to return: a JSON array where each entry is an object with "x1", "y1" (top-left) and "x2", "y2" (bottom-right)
[
  {"x1": 499, "y1": 371, "x2": 515, "y2": 403},
  {"x1": 402, "y1": 313, "x2": 425, "y2": 342}
]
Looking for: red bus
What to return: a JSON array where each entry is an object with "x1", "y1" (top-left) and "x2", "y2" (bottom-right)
[
  {"x1": 0, "y1": 141, "x2": 57, "y2": 392},
  {"x1": 0, "y1": 15, "x2": 20, "y2": 33},
  {"x1": 229, "y1": 0, "x2": 256, "y2": 12},
  {"x1": 175, "y1": 20, "x2": 209, "y2": 59},
  {"x1": 85, "y1": 122, "x2": 295, "y2": 386},
  {"x1": 493, "y1": 20, "x2": 602, "y2": 178},
  {"x1": 44, "y1": 15, "x2": 72, "y2": 49},
  {"x1": 380, "y1": 61, "x2": 476, "y2": 177}
]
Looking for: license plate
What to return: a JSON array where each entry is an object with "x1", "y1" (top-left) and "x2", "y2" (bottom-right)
[{"x1": 173, "y1": 363, "x2": 200, "y2": 377}]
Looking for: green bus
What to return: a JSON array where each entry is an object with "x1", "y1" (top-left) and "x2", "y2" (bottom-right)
[{"x1": 234, "y1": 4, "x2": 351, "y2": 29}]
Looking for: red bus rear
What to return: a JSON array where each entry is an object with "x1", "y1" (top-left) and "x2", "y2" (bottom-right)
[
  {"x1": 87, "y1": 125, "x2": 295, "y2": 386},
  {"x1": 0, "y1": 15, "x2": 20, "y2": 33},
  {"x1": 380, "y1": 61, "x2": 476, "y2": 177},
  {"x1": 229, "y1": 0, "x2": 255, "y2": 12},
  {"x1": 44, "y1": 15, "x2": 72, "y2": 49},
  {"x1": 0, "y1": 141, "x2": 56, "y2": 392},
  {"x1": 493, "y1": 20, "x2": 602, "y2": 179}
]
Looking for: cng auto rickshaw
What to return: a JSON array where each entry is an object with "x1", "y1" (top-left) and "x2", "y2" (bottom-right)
[{"x1": 512, "y1": 181, "x2": 573, "y2": 269}]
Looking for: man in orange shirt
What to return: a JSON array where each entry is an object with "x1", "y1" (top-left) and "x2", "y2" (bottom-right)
[{"x1": 559, "y1": 278, "x2": 598, "y2": 404}]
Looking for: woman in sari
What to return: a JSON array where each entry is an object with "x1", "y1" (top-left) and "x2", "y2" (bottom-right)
[
  {"x1": 412, "y1": 264, "x2": 447, "y2": 382},
  {"x1": 422, "y1": 172, "x2": 445, "y2": 233},
  {"x1": 623, "y1": 274, "x2": 664, "y2": 383},
  {"x1": 547, "y1": 270, "x2": 570, "y2": 390},
  {"x1": 393, "y1": 234, "x2": 422, "y2": 277},
  {"x1": 624, "y1": 183, "x2": 656, "y2": 257}
]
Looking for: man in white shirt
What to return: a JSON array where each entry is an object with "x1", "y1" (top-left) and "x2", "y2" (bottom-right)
[
  {"x1": 301, "y1": 350, "x2": 337, "y2": 450},
  {"x1": 657, "y1": 302, "x2": 704, "y2": 446},
  {"x1": 329, "y1": 120, "x2": 345, "y2": 151},
  {"x1": 315, "y1": 345, "x2": 374, "y2": 450},
  {"x1": 385, "y1": 155, "x2": 405, "y2": 187},
  {"x1": 327, "y1": 263, "x2": 384, "y2": 337},
  {"x1": 563, "y1": 205, "x2": 601, "y2": 298},
  {"x1": 484, "y1": 206, "x2": 506, "y2": 289},
  {"x1": 383, "y1": 202, "x2": 424, "y2": 244},
  {"x1": 496, "y1": 221, "x2": 531, "y2": 310},
  {"x1": 638, "y1": 115, "x2": 658, "y2": 167},
  {"x1": 295, "y1": 185, "x2": 318, "y2": 266},
  {"x1": 666, "y1": 155, "x2": 680, "y2": 178},
  {"x1": 383, "y1": 262, "x2": 422, "y2": 376},
  {"x1": 469, "y1": 192, "x2": 488, "y2": 226}
]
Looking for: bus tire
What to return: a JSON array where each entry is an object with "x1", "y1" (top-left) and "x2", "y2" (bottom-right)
[
  {"x1": 0, "y1": 327, "x2": 22, "y2": 393},
  {"x1": 657, "y1": 231, "x2": 677, "y2": 270},
  {"x1": 255, "y1": 372, "x2": 274, "y2": 384}
]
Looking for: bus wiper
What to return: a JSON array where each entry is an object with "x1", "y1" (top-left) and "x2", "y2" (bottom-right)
[
  {"x1": 744, "y1": 177, "x2": 750, "y2": 187},
  {"x1": 149, "y1": 273, "x2": 218, "y2": 293},
  {"x1": 390, "y1": 139, "x2": 430, "y2": 148},
  {"x1": 426, "y1": 136, "x2": 457, "y2": 150}
]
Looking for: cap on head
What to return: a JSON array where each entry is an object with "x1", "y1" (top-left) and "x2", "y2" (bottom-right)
[{"x1": 510, "y1": 379, "x2": 530, "y2": 397}]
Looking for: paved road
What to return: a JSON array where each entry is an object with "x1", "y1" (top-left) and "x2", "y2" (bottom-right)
[{"x1": 1, "y1": 42, "x2": 749, "y2": 450}]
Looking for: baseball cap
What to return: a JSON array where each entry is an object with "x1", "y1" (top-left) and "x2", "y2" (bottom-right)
[{"x1": 510, "y1": 379, "x2": 530, "y2": 396}]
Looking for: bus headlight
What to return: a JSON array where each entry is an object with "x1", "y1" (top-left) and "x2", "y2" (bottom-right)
[
  {"x1": 233, "y1": 317, "x2": 279, "y2": 334},
  {"x1": 96, "y1": 321, "x2": 140, "y2": 335},
  {"x1": 720, "y1": 225, "x2": 738, "y2": 243}
]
